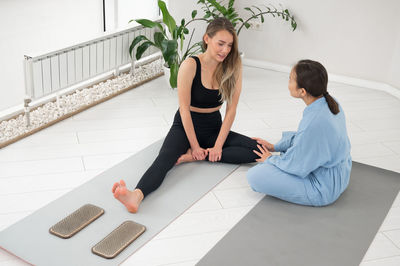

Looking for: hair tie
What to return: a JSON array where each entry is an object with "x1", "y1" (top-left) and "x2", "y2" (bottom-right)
[{"x1": 323, "y1": 92, "x2": 329, "y2": 97}]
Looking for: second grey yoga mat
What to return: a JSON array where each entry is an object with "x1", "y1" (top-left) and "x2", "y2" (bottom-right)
[
  {"x1": 197, "y1": 162, "x2": 400, "y2": 266},
  {"x1": 0, "y1": 139, "x2": 239, "y2": 266}
]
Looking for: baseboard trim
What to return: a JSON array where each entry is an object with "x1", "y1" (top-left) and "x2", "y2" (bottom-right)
[{"x1": 243, "y1": 58, "x2": 400, "y2": 100}]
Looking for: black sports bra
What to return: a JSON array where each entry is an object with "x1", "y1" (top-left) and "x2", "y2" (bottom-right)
[{"x1": 190, "y1": 56, "x2": 223, "y2": 108}]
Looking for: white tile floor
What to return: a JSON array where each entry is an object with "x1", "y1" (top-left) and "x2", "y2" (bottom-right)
[{"x1": 0, "y1": 66, "x2": 399, "y2": 266}]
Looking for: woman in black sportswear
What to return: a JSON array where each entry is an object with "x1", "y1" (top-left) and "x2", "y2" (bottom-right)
[{"x1": 112, "y1": 17, "x2": 261, "y2": 213}]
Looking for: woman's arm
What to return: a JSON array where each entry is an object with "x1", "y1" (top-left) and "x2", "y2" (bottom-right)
[
  {"x1": 273, "y1": 131, "x2": 297, "y2": 152},
  {"x1": 208, "y1": 65, "x2": 243, "y2": 162},
  {"x1": 177, "y1": 58, "x2": 207, "y2": 160}
]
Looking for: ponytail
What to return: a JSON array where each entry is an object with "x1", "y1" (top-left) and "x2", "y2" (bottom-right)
[{"x1": 323, "y1": 92, "x2": 339, "y2": 115}]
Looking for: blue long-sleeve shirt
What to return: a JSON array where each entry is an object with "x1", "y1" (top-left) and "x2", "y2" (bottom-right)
[{"x1": 267, "y1": 97, "x2": 352, "y2": 204}]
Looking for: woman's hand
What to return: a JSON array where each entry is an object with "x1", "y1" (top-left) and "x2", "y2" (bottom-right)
[
  {"x1": 207, "y1": 146, "x2": 222, "y2": 162},
  {"x1": 253, "y1": 144, "x2": 272, "y2": 162},
  {"x1": 191, "y1": 146, "x2": 208, "y2": 161},
  {"x1": 252, "y1": 137, "x2": 275, "y2": 152}
]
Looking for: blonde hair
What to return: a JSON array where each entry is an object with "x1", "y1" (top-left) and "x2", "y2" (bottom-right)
[{"x1": 203, "y1": 17, "x2": 241, "y2": 104}]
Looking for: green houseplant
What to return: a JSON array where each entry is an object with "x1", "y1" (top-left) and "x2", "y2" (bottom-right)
[
  {"x1": 129, "y1": 0, "x2": 200, "y2": 88},
  {"x1": 130, "y1": 0, "x2": 297, "y2": 89},
  {"x1": 190, "y1": 0, "x2": 297, "y2": 35}
]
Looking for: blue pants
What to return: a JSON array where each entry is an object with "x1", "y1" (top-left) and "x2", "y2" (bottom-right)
[{"x1": 247, "y1": 162, "x2": 317, "y2": 206}]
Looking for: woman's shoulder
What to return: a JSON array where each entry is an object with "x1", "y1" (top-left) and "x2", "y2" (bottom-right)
[
  {"x1": 179, "y1": 57, "x2": 198, "y2": 77},
  {"x1": 180, "y1": 57, "x2": 197, "y2": 71}
]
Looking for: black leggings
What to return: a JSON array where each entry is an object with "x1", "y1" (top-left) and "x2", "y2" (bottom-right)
[{"x1": 136, "y1": 110, "x2": 260, "y2": 197}]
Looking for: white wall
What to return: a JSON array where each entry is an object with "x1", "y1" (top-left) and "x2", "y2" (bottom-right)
[
  {"x1": 116, "y1": 0, "x2": 159, "y2": 29},
  {"x1": 389, "y1": 17, "x2": 400, "y2": 88},
  {"x1": 168, "y1": 0, "x2": 207, "y2": 58},
  {"x1": 236, "y1": 0, "x2": 400, "y2": 87},
  {"x1": 0, "y1": 0, "x2": 103, "y2": 111}
]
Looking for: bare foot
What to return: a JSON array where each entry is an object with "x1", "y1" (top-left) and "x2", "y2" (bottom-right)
[
  {"x1": 112, "y1": 180, "x2": 144, "y2": 213},
  {"x1": 176, "y1": 148, "x2": 195, "y2": 165}
]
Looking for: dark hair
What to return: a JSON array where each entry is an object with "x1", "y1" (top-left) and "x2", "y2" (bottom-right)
[{"x1": 294, "y1": 59, "x2": 339, "y2": 115}]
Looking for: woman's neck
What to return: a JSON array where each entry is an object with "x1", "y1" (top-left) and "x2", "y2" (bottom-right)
[
  {"x1": 303, "y1": 95, "x2": 322, "y2": 106},
  {"x1": 200, "y1": 52, "x2": 219, "y2": 69}
]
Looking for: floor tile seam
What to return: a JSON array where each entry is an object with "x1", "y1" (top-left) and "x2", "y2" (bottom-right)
[
  {"x1": 0, "y1": 169, "x2": 94, "y2": 180},
  {"x1": 65, "y1": 123, "x2": 166, "y2": 134},
  {"x1": 0, "y1": 154, "x2": 84, "y2": 164},
  {"x1": 381, "y1": 228, "x2": 400, "y2": 234},
  {"x1": 213, "y1": 200, "x2": 263, "y2": 210},
  {"x1": 0, "y1": 186, "x2": 73, "y2": 198},
  {"x1": 351, "y1": 128, "x2": 400, "y2": 134},
  {"x1": 349, "y1": 139, "x2": 400, "y2": 146},
  {"x1": 0, "y1": 141, "x2": 80, "y2": 150},
  {"x1": 0, "y1": 168, "x2": 86, "y2": 179},
  {"x1": 0, "y1": 148, "x2": 144, "y2": 162},
  {"x1": 209, "y1": 191, "x2": 224, "y2": 210},
  {"x1": 0, "y1": 153, "x2": 92, "y2": 163},
  {"x1": 362, "y1": 254, "x2": 400, "y2": 263},
  {"x1": 345, "y1": 109, "x2": 400, "y2": 117},
  {"x1": 351, "y1": 152, "x2": 399, "y2": 160},
  {"x1": 74, "y1": 136, "x2": 164, "y2": 145},
  {"x1": 380, "y1": 142, "x2": 400, "y2": 156},
  {"x1": 382, "y1": 231, "x2": 400, "y2": 250},
  {"x1": 213, "y1": 184, "x2": 251, "y2": 192},
  {"x1": 81, "y1": 156, "x2": 86, "y2": 171},
  {"x1": 70, "y1": 113, "x2": 171, "y2": 122},
  {"x1": 75, "y1": 124, "x2": 169, "y2": 135},
  {"x1": 80, "y1": 150, "x2": 135, "y2": 159}
]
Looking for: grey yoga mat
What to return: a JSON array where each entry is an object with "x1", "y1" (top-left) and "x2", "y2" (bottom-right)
[
  {"x1": 0, "y1": 139, "x2": 239, "y2": 266},
  {"x1": 197, "y1": 162, "x2": 400, "y2": 266}
]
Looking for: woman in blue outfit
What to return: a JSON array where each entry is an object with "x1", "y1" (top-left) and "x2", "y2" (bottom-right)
[{"x1": 247, "y1": 59, "x2": 352, "y2": 206}]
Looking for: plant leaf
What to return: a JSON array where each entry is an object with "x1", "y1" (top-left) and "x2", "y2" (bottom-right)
[
  {"x1": 129, "y1": 35, "x2": 149, "y2": 57},
  {"x1": 172, "y1": 27, "x2": 178, "y2": 39},
  {"x1": 292, "y1": 20, "x2": 297, "y2": 31},
  {"x1": 136, "y1": 19, "x2": 155, "y2": 28},
  {"x1": 228, "y1": 0, "x2": 234, "y2": 9},
  {"x1": 169, "y1": 63, "x2": 179, "y2": 88},
  {"x1": 153, "y1": 31, "x2": 165, "y2": 48},
  {"x1": 252, "y1": 5, "x2": 262, "y2": 13},
  {"x1": 161, "y1": 39, "x2": 178, "y2": 63},
  {"x1": 135, "y1": 19, "x2": 164, "y2": 33},
  {"x1": 136, "y1": 41, "x2": 154, "y2": 60},
  {"x1": 244, "y1": 7, "x2": 255, "y2": 15},
  {"x1": 192, "y1": 10, "x2": 198, "y2": 19},
  {"x1": 158, "y1": 0, "x2": 176, "y2": 35},
  {"x1": 206, "y1": 0, "x2": 228, "y2": 15}
]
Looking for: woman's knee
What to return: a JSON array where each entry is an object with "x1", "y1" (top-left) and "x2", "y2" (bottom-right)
[{"x1": 246, "y1": 164, "x2": 267, "y2": 192}]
